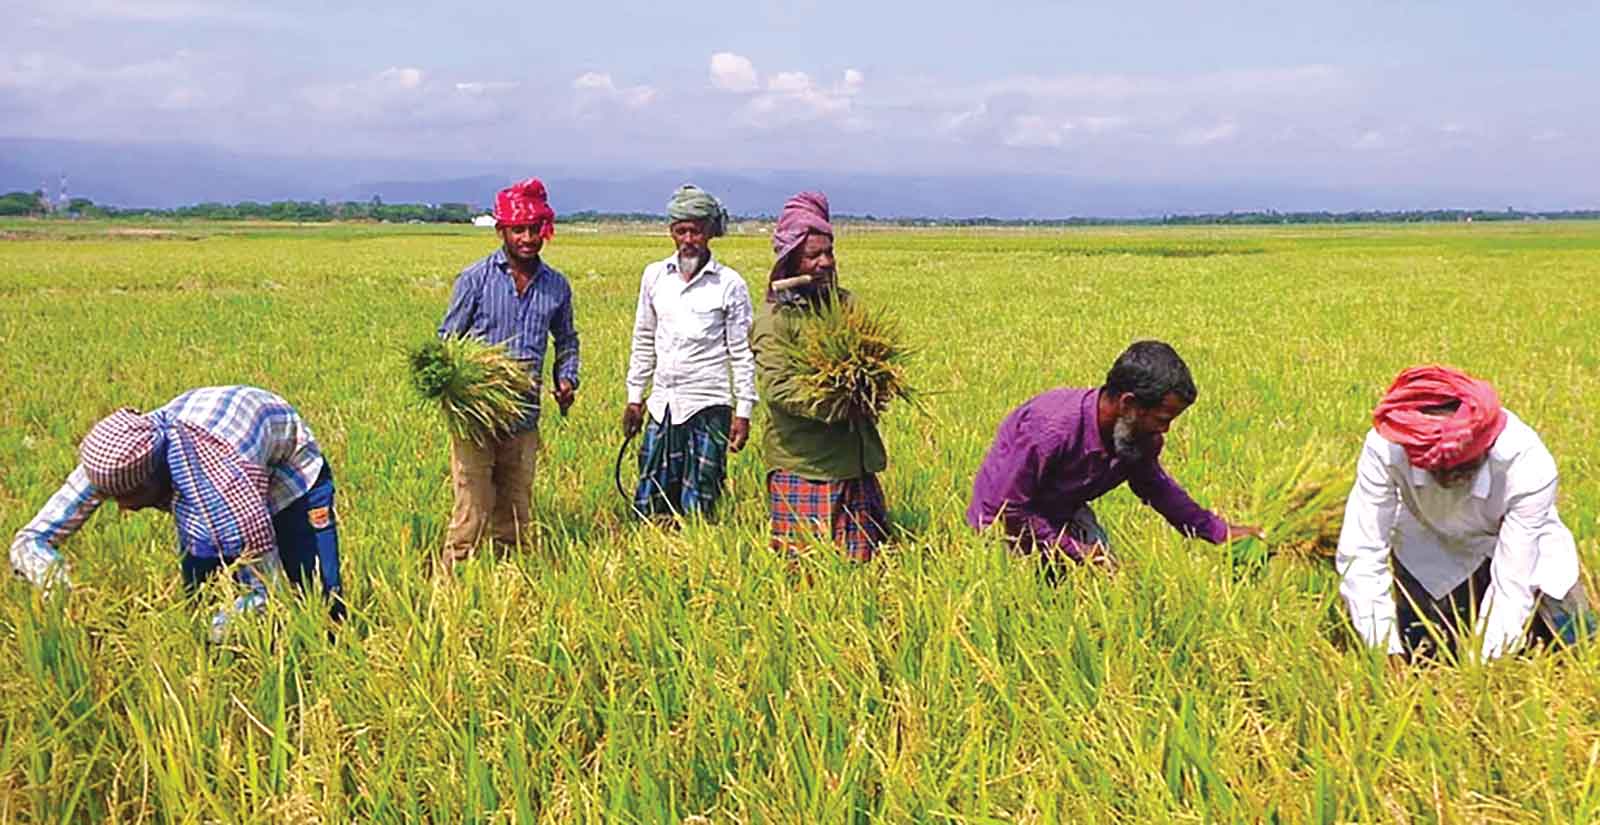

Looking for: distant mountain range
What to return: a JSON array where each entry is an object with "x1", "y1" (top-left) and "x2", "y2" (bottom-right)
[{"x1": 0, "y1": 136, "x2": 1576, "y2": 219}]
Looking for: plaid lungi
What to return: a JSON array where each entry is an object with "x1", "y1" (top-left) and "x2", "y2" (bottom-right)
[
  {"x1": 767, "y1": 469, "x2": 888, "y2": 561},
  {"x1": 633, "y1": 406, "x2": 732, "y2": 518}
]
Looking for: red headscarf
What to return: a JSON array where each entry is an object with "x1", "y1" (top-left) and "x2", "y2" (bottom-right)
[
  {"x1": 494, "y1": 178, "x2": 556, "y2": 239},
  {"x1": 1372, "y1": 365, "x2": 1507, "y2": 471}
]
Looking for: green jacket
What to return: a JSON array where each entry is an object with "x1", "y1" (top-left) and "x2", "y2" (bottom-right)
[{"x1": 749, "y1": 290, "x2": 888, "y2": 481}]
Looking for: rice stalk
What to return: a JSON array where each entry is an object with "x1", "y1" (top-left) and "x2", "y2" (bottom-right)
[
  {"x1": 776, "y1": 295, "x2": 919, "y2": 422},
  {"x1": 407, "y1": 336, "x2": 534, "y2": 446},
  {"x1": 1232, "y1": 444, "x2": 1351, "y2": 571}
]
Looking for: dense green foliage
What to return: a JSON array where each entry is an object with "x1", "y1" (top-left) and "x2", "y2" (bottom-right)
[{"x1": 2, "y1": 220, "x2": 1600, "y2": 822}]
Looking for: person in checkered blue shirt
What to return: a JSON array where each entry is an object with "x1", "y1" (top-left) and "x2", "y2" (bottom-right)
[{"x1": 9, "y1": 386, "x2": 343, "y2": 639}]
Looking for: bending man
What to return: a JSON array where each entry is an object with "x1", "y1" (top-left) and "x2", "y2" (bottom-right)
[
  {"x1": 967, "y1": 341, "x2": 1260, "y2": 569},
  {"x1": 10, "y1": 386, "x2": 342, "y2": 637},
  {"x1": 1337, "y1": 365, "x2": 1593, "y2": 661}
]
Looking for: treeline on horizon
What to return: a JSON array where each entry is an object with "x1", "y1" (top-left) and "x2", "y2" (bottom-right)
[{"x1": 3, "y1": 189, "x2": 1598, "y2": 227}]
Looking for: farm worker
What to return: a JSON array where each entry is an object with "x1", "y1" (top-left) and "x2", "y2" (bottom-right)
[
  {"x1": 9, "y1": 386, "x2": 343, "y2": 638},
  {"x1": 750, "y1": 191, "x2": 888, "y2": 561},
  {"x1": 1335, "y1": 365, "x2": 1594, "y2": 662},
  {"x1": 621, "y1": 184, "x2": 758, "y2": 519},
  {"x1": 966, "y1": 341, "x2": 1262, "y2": 570},
  {"x1": 437, "y1": 177, "x2": 580, "y2": 564}
]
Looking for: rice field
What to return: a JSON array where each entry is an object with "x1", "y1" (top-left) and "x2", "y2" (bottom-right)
[{"x1": 3, "y1": 218, "x2": 1600, "y2": 822}]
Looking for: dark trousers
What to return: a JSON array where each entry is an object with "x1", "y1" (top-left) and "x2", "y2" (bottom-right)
[
  {"x1": 1394, "y1": 557, "x2": 1593, "y2": 658},
  {"x1": 181, "y1": 464, "x2": 344, "y2": 620}
]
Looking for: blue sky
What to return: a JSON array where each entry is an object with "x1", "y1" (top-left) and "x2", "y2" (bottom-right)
[{"x1": 4, "y1": 1, "x2": 1598, "y2": 205}]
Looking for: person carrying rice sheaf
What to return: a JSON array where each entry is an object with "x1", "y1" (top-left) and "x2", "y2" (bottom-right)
[
  {"x1": 621, "y1": 185, "x2": 758, "y2": 520},
  {"x1": 1336, "y1": 365, "x2": 1595, "y2": 662},
  {"x1": 10, "y1": 386, "x2": 343, "y2": 639},
  {"x1": 750, "y1": 191, "x2": 890, "y2": 561},
  {"x1": 437, "y1": 178, "x2": 580, "y2": 565},
  {"x1": 967, "y1": 341, "x2": 1262, "y2": 572}
]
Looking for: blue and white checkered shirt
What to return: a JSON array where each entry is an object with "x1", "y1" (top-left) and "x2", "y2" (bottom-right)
[
  {"x1": 439, "y1": 249, "x2": 581, "y2": 429},
  {"x1": 9, "y1": 386, "x2": 324, "y2": 587}
]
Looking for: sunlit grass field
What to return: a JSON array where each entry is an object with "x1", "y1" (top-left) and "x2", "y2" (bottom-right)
[{"x1": 3, "y1": 218, "x2": 1600, "y2": 822}]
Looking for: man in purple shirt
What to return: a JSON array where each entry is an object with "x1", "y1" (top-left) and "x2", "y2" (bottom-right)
[{"x1": 967, "y1": 340, "x2": 1260, "y2": 568}]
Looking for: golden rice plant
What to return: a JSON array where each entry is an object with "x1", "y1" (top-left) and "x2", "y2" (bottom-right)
[
  {"x1": 408, "y1": 335, "x2": 533, "y2": 445},
  {"x1": 1231, "y1": 444, "x2": 1351, "y2": 571},
  {"x1": 776, "y1": 295, "x2": 919, "y2": 421}
]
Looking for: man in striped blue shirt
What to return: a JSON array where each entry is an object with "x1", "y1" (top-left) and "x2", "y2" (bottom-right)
[
  {"x1": 9, "y1": 386, "x2": 343, "y2": 639},
  {"x1": 437, "y1": 178, "x2": 581, "y2": 564}
]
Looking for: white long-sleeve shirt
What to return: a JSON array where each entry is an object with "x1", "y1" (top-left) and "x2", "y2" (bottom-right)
[
  {"x1": 1335, "y1": 410, "x2": 1580, "y2": 661},
  {"x1": 625, "y1": 254, "x2": 758, "y2": 425}
]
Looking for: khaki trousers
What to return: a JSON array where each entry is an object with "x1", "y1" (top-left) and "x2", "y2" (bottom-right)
[{"x1": 443, "y1": 429, "x2": 540, "y2": 563}]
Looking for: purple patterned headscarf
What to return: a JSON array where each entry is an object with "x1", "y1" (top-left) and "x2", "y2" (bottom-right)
[{"x1": 769, "y1": 191, "x2": 833, "y2": 283}]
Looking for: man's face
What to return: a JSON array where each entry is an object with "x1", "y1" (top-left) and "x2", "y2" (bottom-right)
[
  {"x1": 1417, "y1": 399, "x2": 1483, "y2": 488},
  {"x1": 114, "y1": 475, "x2": 172, "y2": 512},
  {"x1": 1111, "y1": 392, "x2": 1190, "y2": 461},
  {"x1": 498, "y1": 223, "x2": 546, "y2": 264},
  {"x1": 793, "y1": 232, "x2": 836, "y2": 289},
  {"x1": 1431, "y1": 455, "x2": 1486, "y2": 489},
  {"x1": 671, "y1": 219, "x2": 711, "y2": 267}
]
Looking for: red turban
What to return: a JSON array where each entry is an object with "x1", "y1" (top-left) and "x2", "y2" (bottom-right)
[
  {"x1": 1373, "y1": 365, "x2": 1507, "y2": 471},
  {"x1": 494, "y1": 178, "x2": 556, "y2": 239}
]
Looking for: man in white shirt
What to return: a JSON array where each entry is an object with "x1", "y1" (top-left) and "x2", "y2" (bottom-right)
[
  {"x1": 1336, "y1": 365, "x2": 1593, "y2": 662},
  {"x1": 621, "y1": 184, "x2": 758, "y2": 518}
]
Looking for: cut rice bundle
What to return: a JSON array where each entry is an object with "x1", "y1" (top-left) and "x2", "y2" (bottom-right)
[
  {"x1": 1231, "y1": 444, "x2": 1351, "y2": 571},
  {"x1": 408, "y1": 336, "x2": 534, "y2": 446},
  {"x1": 776, "y1": 296, "x2": 919, "y2": 422}
]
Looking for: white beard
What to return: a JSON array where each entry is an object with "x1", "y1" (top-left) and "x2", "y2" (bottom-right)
[
  {"x1": 677, "y1": 253, "x2": 702, "y2": 274},
  {"x1": 1112, "y1": 415, "x2": 1150, "y2": 462}
]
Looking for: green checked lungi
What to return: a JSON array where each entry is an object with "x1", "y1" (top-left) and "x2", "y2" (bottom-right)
[{"x1": 633, "y1": 405, "x2": 732, "y2": 518}]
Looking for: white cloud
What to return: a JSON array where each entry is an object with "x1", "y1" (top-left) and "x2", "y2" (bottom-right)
[
  {"x1": 1080, "y1": 115, "x2": 1129, "y2": 133},
  {"x1": 1177, "y1": 121, "x2": 1239, "y2": 146},
  {"x1": 999, "y1": 114, "x2": 1131, "y2": 148},
  {"x1": 294, "y1": 66, "x2": 524, "y2": 133},
  {"x1": 1004, "y1": 115, "x2": 1072, "y2": 148},
  {"x1": 0, "y1": 50, "x2": 227, "y2": 112},
  {"x1": 1352, "y1": 130, "x2": 1385, "y2": 150},
  {"x1": 767, "y1": 71, "x2": 811, "y2": 94},
  {"x1": 740, "y1": 68, "x2": 866, "y2": 128},
  {"x1": 573, "y1": 72, "x2": 614, "y2": 92},
  {"x1": 572, "y1": 71, "x2": 657, "y2": 109},
  {"x1": 709, "y1": 52, "x2": 759, "y2": 92},
  {"x1": 13, "y1": 0, "x2": 282, "y2": 25},
  {"x1": 939, "y1": 102, "x2": 989, "y2": 135},
  {"x1": 377, "y1": 67, "x2": 425, "y2": 91},
  {"x1": 455, "y1": 81, "x2": 518, "y2": 95}
]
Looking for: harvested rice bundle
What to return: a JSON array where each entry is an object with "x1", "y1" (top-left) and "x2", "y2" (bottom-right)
[
  {"x1": 408, "y1": 336, "x2": 533, "y2": 445},
  {"x1": 1230, "y1": 444, "x2": 1351, "y2": 572},
  {"x1": 776, "y1": 296, "x2": 918, "y2": 421}
]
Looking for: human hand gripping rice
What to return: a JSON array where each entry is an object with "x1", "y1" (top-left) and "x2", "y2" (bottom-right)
[
  {"x1": 773, "y1": 294, "x2": 919, "y2": 423},
  {"x1": 408, "y1": 335, "x2": 534, "y2": 446}
]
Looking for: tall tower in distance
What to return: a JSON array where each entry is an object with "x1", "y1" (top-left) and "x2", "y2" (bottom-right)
[
  {"x1": 58, "y1": 174, "x2": 69, "y2": 211},
  {"x1": 39, "y1": 178, "x2": 54, "y2": 213}
]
